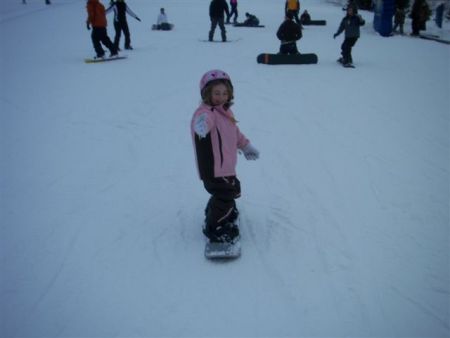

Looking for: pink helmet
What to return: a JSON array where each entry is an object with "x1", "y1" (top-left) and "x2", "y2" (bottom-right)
[{"x1": 199, "y1": 69, "x2": 232, "y2": 92}]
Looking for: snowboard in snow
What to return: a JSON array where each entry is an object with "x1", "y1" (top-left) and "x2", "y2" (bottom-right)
[
  {"x1": 199, "y1": 38, "x2": 242, "y2": 43},
  {"x1": 257, "y1": 53, "x2": 318, "y2": 65},
  {"x1": 419, "y1": 33, "x2": 450, "y2": 45},
  {"x1": 205, "y1": 240, "x2": 241, "y2": 259},
  {"x1": 84, "y1": 55, "x2": 127, "y2": 63},
  {"x1": 302, "y1": 20, "x2": 327, "y2": 26},
  {"x1": 233, "y1": 23, "x2": 265, "y2": 27}
]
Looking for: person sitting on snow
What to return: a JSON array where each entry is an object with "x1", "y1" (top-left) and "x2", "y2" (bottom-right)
[
  {"x1": 242, "y1": 12, "x2": 260, "y2": 26},
  {"x1": 155, "y1": 8, "x2": 172, "y2": 30}
]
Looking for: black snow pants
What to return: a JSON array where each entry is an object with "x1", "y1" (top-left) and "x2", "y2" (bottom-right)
[
  {"x1": 341, "y1": 37, "x2": 358, "y2": 64},
  {"x1": 91, "y1": 27, "x2": 117, "y2": 57},
  {"x1": 279, "y1": 41, "x2": 299, "y2": 54},
  {"x1": 203, "y1": 176, "x2": 241, "y2": 231},
  {"x1": 114, "y1": 20, "x2": 131, "y2": 49},
  {"x1": 227, "y1": 4, "x2": 238, "y2": 23},
  {"x1": 209, "y1": 17, "x2": 227, "y2": 41}
]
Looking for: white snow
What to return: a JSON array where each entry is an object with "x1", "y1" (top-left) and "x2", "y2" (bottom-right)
[{"x1": 1, "y1": 0, "x2": 449, "y2": 337}]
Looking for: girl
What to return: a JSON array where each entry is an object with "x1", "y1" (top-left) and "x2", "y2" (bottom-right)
[{"x1": 191, "y1": 70, "x2": 259, "y2": 243}]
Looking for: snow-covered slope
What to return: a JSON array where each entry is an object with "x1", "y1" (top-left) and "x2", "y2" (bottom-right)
[{"x1": 1, "y1": 0, "x2": 449, "y2": 337}]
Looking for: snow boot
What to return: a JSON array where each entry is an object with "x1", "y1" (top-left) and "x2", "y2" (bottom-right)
[{"x1": 203, "y1": 221, "x2": 240, "y2": 243}]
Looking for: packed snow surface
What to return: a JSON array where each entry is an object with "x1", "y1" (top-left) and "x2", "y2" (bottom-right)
[{"x1": 1, "y1": 0, "x2": 449, "y2": 337}]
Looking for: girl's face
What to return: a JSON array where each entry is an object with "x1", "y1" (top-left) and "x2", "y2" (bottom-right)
[{"x1": 210, "y1": 83, "x2": 229, "y2": 106}]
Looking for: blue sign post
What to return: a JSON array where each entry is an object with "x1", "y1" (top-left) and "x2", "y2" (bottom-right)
[{"x1": 373, "y1": 0, "x2": 396, "y2": 36}]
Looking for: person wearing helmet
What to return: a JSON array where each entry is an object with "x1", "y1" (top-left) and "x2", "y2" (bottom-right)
[
  {"x1": 191, "y1": 70, "x2": 259, "y2": 243},
  {"x1": 285, "y1": 0, "x2": 301, "y2": 25}
]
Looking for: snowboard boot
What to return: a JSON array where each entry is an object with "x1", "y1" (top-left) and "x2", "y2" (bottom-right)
[
  {"x1": 203, "y1": 221, "x2": 240, "y2": 243},
  {"x1": 343, "y1": 62, "x2": 355, "y2": 68}
]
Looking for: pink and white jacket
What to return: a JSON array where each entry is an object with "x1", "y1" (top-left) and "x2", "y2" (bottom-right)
[{"x1": 191, "y1": 103, "x2": 249, "y2": 179}]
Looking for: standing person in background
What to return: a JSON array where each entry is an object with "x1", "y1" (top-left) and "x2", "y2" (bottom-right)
[
  {"x1": 227, "y1": 0, "x2": 238, "y2": 24},
  {"x1": 333, "y1": 4, "x2": 365, "y2": 68},
  {"x1": 393, "y1": 6, "x2": 406, "y2": 34},
  {"x1": 106, "y1": 0, "x2": 141, "y2": 51},
  {"x1": 410, "y1": 0, "x2": 431, "y2": 36},
  {"x1": 285, "y1": 0, "x2": 301, "y2": 25},
  {"x1": 86, "y1": 0, "x2": 118, "y2": 59},
  {"x1": 209, "y1": 0, "x2": 229, "y2": 41}
]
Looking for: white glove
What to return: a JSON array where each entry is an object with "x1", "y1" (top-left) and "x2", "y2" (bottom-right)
[
  {"x1": 242, "y1": 143, "x2": 259, "y2": 160},
  {"x1": 193, "y1": 113, "x2": 209, "y2": 138}
]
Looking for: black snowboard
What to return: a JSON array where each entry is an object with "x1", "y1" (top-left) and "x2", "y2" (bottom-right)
[
  {"x1": 233, "y1": 23, "x2": 265, "y2": 27},
  {"x1": 257, "y1": 53, "x2": 318, "y2": 65},
  {"x1": 302, "y1": 20, "x2": 327, "y2": 26},
  {"x1": 419, "y1": 33, "x2": 450, "y2": 45},
  {"x1": 199, "y1": 38, "x2": 242, "y2": 43}
]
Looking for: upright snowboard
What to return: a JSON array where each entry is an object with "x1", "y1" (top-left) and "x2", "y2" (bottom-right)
[
  {"x1": 205, "y1": 240, "x2": 241, "y2": 259},
  {"x1": 85, "y1": 55, "x2": 127, "y2": 63},
  {"x1": 257, "y1": 53, "x2": 318, "y2": 65}
]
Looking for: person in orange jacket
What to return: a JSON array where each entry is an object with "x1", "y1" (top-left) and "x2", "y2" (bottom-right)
[{"x1": 86, "y1": 0, "x2": 118, "y2": 59}]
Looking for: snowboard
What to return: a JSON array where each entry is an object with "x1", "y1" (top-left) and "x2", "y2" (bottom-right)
[
  {"x1": 302, "y1": 20, "x2": 327, "y2": 26},
  {"x1": 257, "y1": 53, "x2": 318, "y2": 65},
  {"x1": 199, "y1": 38, "x2": 242, "y2": 43},
  {"x1": 84, "y1": 55, "x2": 127, "y2": 63},
  {"x1": 419, "y1": 33, "x2": 450, "y2": 45},
  {"x1": 233, "y1": 23, "x2": 265, "y2": 27},
  {"x1": 205, "y1": 239, "x2": 241, "y2": 259}
]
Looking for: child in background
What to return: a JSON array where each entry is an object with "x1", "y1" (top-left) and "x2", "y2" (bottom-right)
[
  {"x1": 393, "y1": 6, "x2": 406, "y2": 35},
  {"x1": 333, "y1": 4, "x2": 365, "y2": 67},
  {"x1": 191, "y1": 70, "x2": 259, "y2": 243}
]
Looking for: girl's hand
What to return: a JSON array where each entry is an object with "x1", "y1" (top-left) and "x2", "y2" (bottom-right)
[{"x1": 242, "y1": 143, "x2": 259, "y2": 160}]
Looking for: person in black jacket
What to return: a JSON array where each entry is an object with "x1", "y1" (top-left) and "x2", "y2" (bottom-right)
[
  {"x1": 276, "y1": 12, "x2": 302, "y2": 54},
  {"x1": 410, "y1": 0, "x2": 430, "y2": 36},
  {"x1": 106, "y1": 0, "x2": 141, "y2": 50},
  {"x1": 209, "y1": 0, "x2": 230, "y2": 41},
  {"x1": 333, "y1": 5, "x2": 365, "y2": 67}
]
